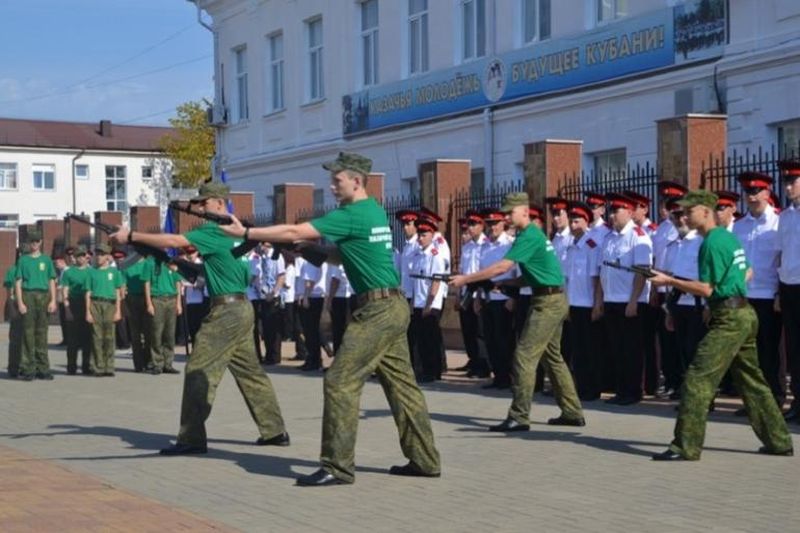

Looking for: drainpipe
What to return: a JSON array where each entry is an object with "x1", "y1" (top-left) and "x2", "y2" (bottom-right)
[
  {"x1": 484, "y1": 0, "x2": 497, "y2": 189},
  {"x1": 192, "y1": 1, "x2": 222, "y2": 180},
  {"x1": 71, "y1": 149, "x2": 85, "y2": 214}
]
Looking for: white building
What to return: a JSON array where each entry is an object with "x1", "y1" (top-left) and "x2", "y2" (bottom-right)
[
  {"x1": 191, "y1": 0, "x2": 800, "y2": 213},
  {"x1": 0, "y1": 118, "x2": 174, "y2": 227}
]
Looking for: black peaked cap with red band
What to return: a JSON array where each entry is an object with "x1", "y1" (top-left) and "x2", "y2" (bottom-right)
[
  {"x1": 622, "y1": 190, "x2": 651, "y2": 207},
  {"x1": 567, "y1": 201, "x2": 592, "y2": 222},
  {"x1": 715, "y1": 190, "x2": 740, "y2": 207},
  {"x1": 658, "y1": 181, "x2": 688, "y2": 198},
  {"x1": 395, "y1": 209, "x2": 419, "y2": 223},
  {"x1": 545, "y1": 196, "x2": 569, "y2": 211},
  {"x1": 585, "y1": 191, "x2": 606, "y2": 207},
  {"x1": 778, "y1": 160, "x2": 800, "y2": 180},
  {"x1": 418, "y1": 207, "x2": 443, "y2": 223},
  {"x1": 606, "y1": 192, "x2": 637, "y2": 210},
  {"x1": 737, "y1": 171, "x2": 773, "y2": 189}
]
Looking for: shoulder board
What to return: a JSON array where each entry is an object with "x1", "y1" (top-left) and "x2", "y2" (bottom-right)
[
  {"x1": 633, "y1": 226, "x2": 646, "y2": 237},
  {"x1": 431, "y1": 248, "x2": 438, "y2": 255},
  {"x1": 435, "y1": 236, "x2": 445, "y2": 244},
  {"x1": 648, "y1": 223, "x2": 658, "y2": 231},
  {"x1": 586, "y1": 239, "x2": 597, "y2": 248}
]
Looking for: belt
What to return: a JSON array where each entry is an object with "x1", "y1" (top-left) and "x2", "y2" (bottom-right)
[
  {"x1": 211, "y1": 293, "x2": 247, "y2": 306},
  {"x1": 531, "y1": 286, "x2": 564, "y2": 297},
  {"x1": 356, "y1": 288, "x2": 403, "y2": 307},
  {"x1": 23, "y1": 289, "x2": 48, "y2": 293},
  {"x1": 711, "y1": 296, "x2": 748, "y2": 309},
  {"x1": 152, "y1": 295, "x2": 176, "y2": 300},
  {"x1": 92, "y1": 297, "x2": 116, "y2": 302}
]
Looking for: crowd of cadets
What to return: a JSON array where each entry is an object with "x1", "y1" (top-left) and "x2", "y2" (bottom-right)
[{"x1": 4, "y1": 162, "x2": 800, "y2": 422}]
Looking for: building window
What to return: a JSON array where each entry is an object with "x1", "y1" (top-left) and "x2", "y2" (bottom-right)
[
  {"x1": 597, "y1": 0, "x2": 626, "y2": 23},
  {"x1": 307, "y1": 17, "x2": 324, "y2": 101},
  {"x1": 778, "y1": 120, "x2": 800, "y2": 159},
  {"x1": 593, "y1": 149, "x2": 627, "y2": 183},
  {"x1": 409, "y1": 0, "x2": 429, "y2": 75},
  {"x1": 470, "y1": 168, "x2": 485, "y2": 193},
  {"x1": 33, "y1": 164, "x2": 55, "y2": 191},
  {"x1": 234, "y1": 46, "x2": 249, "y2": 122},
  {"x1": 75, "y1": 164, "x2": 89, "y2": 180},
  {"x1": 268, "y1": 32, "x2": 285, "y2": 111},
  {"x1": 0, "y1": 214, "x2": 18, "y2": 228},
  {"x1": 461, "y1": 0, "x2": 486, "y2": 61},
  {"x1": 105, "y1": 165, "x2": 127, "y2": 212},
  {"x1": 313, "y1": 188, "x2": 325, "y2": 211},
  {"x1": 361, "y1": 0, "x2": 379, "y2": 87},
  {"x1": 141, "y1": 166, "x2": 153, "y2": 180},
  {"x1": 401, "y1": 176, "x2": 418, "y2": 197},
  {"x1": 0, "y1": 162, "x2": 18, "y2": 190},
  {"x1": 522, "y1": 0, "x2": 551, "y2": 43}
]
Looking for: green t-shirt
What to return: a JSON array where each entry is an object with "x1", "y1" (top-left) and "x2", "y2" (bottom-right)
[
  {"x1": 310, "y1": 198, "x2": 399, "y2": 294},
  {"x1": 698, "y1": 227, "x2": 748, "y2": 302},
  {"x1": 87, "y1": 266, "x2": 123, "y2": 300},
  {"x1": 143, "y1": 257, "x2": 178, "y2": 297},
  {"x1": 122, "y1": 258, "x2": 148, "y2": 296},
  {"x1": 3, "y1": 265, "x2": 16, "y2": 290},
  {"x1": 185, "y1": 222, "x2": 249, "y2": 297},
  {"x1": 504, "y1": 224, "x2": 564, "y2": 288},
  {"x1": 61, "y1": 266, "x2": 91, "y2": 298},
  {"x1": 15, "y1": 254, "x2": 56, "y2": 291}
]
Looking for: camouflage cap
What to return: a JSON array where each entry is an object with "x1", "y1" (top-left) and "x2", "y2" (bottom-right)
[
  {"x1": 677, "y1": 189, "x2": 718, "y2": 210},
  {"x1": 322, "y1": 151, "x2": 372, "y2": 176},
  {"x1": 500, "y1": 191, "x2": 529, "y2": 213},
  {"x1": 73, "y1": 245, "x2": 88, "y2": 257},
  {"x1": 95, "y1": 243, "x2": 112, "y2": 255},
  {"x1": 191, "y1": 182, "x2": 230, "y2": 202},
  {"x1": 25, "y1": 229, "x2": 43, "y2": 242}
]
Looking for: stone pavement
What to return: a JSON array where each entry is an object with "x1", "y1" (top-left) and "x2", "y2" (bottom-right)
[{"x1": 1, "y1": 324, "x2": 799, "y2": 533}]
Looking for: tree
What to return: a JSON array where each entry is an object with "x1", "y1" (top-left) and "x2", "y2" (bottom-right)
[{"x1": 159, "y1": 100, "x2": 215, "y2": 188}]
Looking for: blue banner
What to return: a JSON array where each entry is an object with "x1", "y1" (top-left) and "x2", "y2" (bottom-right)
[{"x1": 343, "y1": 1, "x2": 725, "y2": 135}]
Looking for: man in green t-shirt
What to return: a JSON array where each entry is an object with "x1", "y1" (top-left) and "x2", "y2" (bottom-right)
[
  {"x1": 4, "y1": 247, "x2": 23, "y2": 377},
  {"x1": 220, "y1": 152, "x2": 441, "y2": 486},
  {"x1": 86, "y1": 244, "x2": 123, "y2": 376},
  {"x1": 109, "y1": 183, "x2": 288, "y2": 456},
  {"x1": 60, "y1": 245, "x2": 92, "y2": 374},
  {"x1": 143, "y1": 256, "x2": 182, "y2": 374},
  {"x1": 451, "y1": 192, "x2": 585, "y2": 431},
  {"x1": 649, "y1": 190, "x2": 792, "y2": 460},
  {"x1": 122, "y1": 254, "x2": 152, "y2": 372},
  {"x1": 14, "y1": 230, "x2": 57, "y2": 380}
]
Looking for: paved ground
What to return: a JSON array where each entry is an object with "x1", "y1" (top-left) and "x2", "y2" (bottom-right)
[{"x1": 1, "y1": 324, "x2": 799, "y2": 533}]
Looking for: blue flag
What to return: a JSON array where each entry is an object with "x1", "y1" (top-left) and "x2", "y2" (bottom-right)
[
  {"x1": 220, "y1": 170, "x2": 234, "y2": 214},
  {"x1": 162, "y1": 203, "x2": 177, "y2": 257}
]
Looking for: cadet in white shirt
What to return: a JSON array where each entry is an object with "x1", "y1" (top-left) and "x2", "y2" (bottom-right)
[
  {"x1": 299, "y1": 258, "x2": 327, "y2": 371},
  {"x1": 714, "y1": 190, "x2": 740, "y2": 232},
  {"x1": 546, "y1": 197, "x2": 574, "y2": 369},
  {"x1": 259, "y1": 243, "x2": 286, "y2": 365},
  {"x1": 777, "y1": 160, "x2": 800, "y2": 421},
  {"x1": 733, "y1": 172, "x2": 783, "y2": 408},
  {"x1": 596, "y1": 193, "x2": 653, "y2": 405},
  {"x1": 325, "y1": 262, "x2": 353, "y2": 356},
  {"x1": 181, "y1": 246, "x2": 209, "y2": 350},
  {"x1": 282, "y1": 253, "x2": 308, "y2": 361},
  {"x1": 394, "y1": 209, "x2": 420, "y2": 301},
  {"x1": 247, "y1": 249, "x2": 266, "y2": 362}
]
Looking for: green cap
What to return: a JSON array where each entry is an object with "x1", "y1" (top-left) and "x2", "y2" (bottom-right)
[
  {"x1": 74, "y1": 245, "x2": 88, "y2": 257},
  {"x1": 500, "y1": 191, "x2": 530, "y2": 213},
  {"x1": 25, "y1": 229, "x2": 42, "y2": 242},
  {"x1": 95, "y1": 243, "x2": 112, "y2": 255},
  {"x1": 191, "y1": 182, "x2": 230, "y2": 202},
  {"x1": 676, "y1": 189, "x2": 718, "y2": 210},
  {"x1": 322, "y1": 151, "x2": 373, "y2": 176}
]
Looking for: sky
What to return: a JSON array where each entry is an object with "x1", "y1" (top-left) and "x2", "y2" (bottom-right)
[{"x1": 0, "y1": 0, "x2": 214, "y2": 126}]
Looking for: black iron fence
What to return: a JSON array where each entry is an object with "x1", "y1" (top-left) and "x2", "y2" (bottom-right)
[{"x1": 558, "y1": 162, "x2": 661, "y2": 207}]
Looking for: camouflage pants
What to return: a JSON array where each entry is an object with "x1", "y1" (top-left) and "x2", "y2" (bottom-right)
[
  {"x1": 66, "y1": 297, "x2": 91, "y2": 373},
  {"x1": 508, "y1": 293, "x2": 583, "y2": 425},
  {"x1": 149, "y1": 297, "x2": 176, "y2": 370},
  {"x1": 20, "y1": 291, "x2": 51, "y2": 376},
  {"x1": 177, "y1": 299, "x2": 285, "y2": 447},
  {"x1": 90, "y1": 300, "x2": 117, "y2": 374},
  {"x1": 126, "y1": 294, "x2": 151, "y2": 371},
  {"x1": 7, "y1": 313, "x2": 22, "y2": 377},
  {"x1": 321, "y1": 294, "x2": 440, "y2": 483},
  {"x1": 669, "y1": 304, "x2": 792, "y2": 459}
]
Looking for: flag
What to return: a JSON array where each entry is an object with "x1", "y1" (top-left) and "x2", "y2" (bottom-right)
[
  {"x1": 220, "y1": 170, "x2": 234, "y2": 214},
  {"x1": 163, "y1": 204, "x2": 177, "y2": 257}
]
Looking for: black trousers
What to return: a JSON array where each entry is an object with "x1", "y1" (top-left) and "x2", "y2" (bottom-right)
[
  {"x1": 670, "y1": 305, "x2": 707, "y2": 390},
  {"x1": 604, "y1": 302, "x2": 644, "y2": 400},
  {"x1": 330, "y1": 297, "x2": 351, "y2": 355},
  {"x1": 458, "y1": 299, "x2": 490, "y2": 374},
  {"x1": 411, "y1": 308, "x2": 443, "y2": 380},
  {"x1": 481, "y1": 300, "x2": 514, "y2": 386},
  {"x1": 301, "y1": 297, "x2": 324, "y2": 367},
  {"x1": 115, "y1": 303, "x2": 131, "y2": 349},
  {"x1": 658, "y1": 303, "x2": 680, "y2": 391},
  {"x1": 58, "y1": 302, "x2": 68, "y2": 344},
  {"x1": 749, "y1": 297, "x2": 784, "y2": 403},
  {"x1": 569, "y1": 306, "x2": 601, "y2": 400},
  {"x1": 781, "y1": 283, "x2": 800, "y2": 409},
  {"x1": 284, "y1": 302, "x2": 308, "y2": 359},
  {"x1": 260, "y1": 299, "x2": 284, "y2": 364},
  {"x1": 186, "y1": 300, "x2": 209, "y2": 348},
  {"x1": 251, "y1": 300, "x2": 264, "y2": 361},
  {"x1": 641, "y1": 302, "x2": 659, "y2": 395}
]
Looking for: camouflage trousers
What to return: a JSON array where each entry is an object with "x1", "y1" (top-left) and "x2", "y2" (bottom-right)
[
  {"x1": 508, "y1": 293, "x2": 583, "y2": 425},
  {"x1": 20, "y1": 291, "x2": 51, "y2": 376},
  {"x1": 177, "y1": 298, "x2": 285, "y2": 447},
  {"x1": 669, "y1": 304, "x2": 792, "y2": 459},
  {"x1": 90, "y1": 300, "x2": 117, "y2": 375},
  {"x1": 7, "y1": 312, "x2": 22, "y2": 377},
  {"x1": 149, "y1": 297, "x2": 176, "y2": 370},
  {"x1": 321, "y1": 294, "x2": 440, "y2": 483},
  {"x1": 66, "y1": 297, "x2": 91, "y2": 374},
  {"x1": 126, "y1": 294, "x2": 151, "y2": 371}
]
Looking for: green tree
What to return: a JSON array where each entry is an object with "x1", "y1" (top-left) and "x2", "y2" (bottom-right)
[{"x1": 160, "y1": 100, "x2": 215, "y2": 188}]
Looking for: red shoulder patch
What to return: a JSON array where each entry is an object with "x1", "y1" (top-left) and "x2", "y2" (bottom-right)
[
  {"x1": 633, "y1": 226, "x2": 646, "y2": 237},
  {"x1": 431, "y1": 248, "x2": 439, "y2": 255},
  {"x1": 648, "y1": 223, "x2": 658, "y2": 231},
  {"x1": 435, "y1": 236, "x2": 445, "y2": 244},
  {"x1": 604, "y1": 222, "x2": 612, "y2": 228},
  {"x1": 586, "y1": 239, "x2": 597, "y2": 249}
]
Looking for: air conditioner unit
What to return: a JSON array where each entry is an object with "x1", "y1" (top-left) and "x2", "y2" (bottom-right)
[{"x1": 206, "y1": 103, "x2": 228, "y2": 127}]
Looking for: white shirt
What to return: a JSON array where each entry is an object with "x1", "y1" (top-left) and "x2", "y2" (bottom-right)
[
  {"x1": 565, "y1": 233, "x2": 599, "y2": 308},
  {"x1": 639, "y1": 217, "x2": 658, "y2": 238},
  {"x1": 292, "y1": 257, "x2": 306, "y2": 300},
  {"x1": 551, "y1": 226, "x2": 572, "y2": 274},
  {"x1": 396, "y1": 234, "x2": 419, "y2": 298},
  {"x1": 599, "y1": 220, "x2": 653, "y2": 304},
  {"x1": 733, "y1": 205, "x2": 780, "y2": 299},
  {"x1": 183, "y1": 257, "x2": 206, "y2": 304},
  {"x1": 459, "y1": 234, "x2": 487, "y2": 297},
  {"x1": 652, "y1": 218, "x2": 679, "y2": 293},
  {"x1": 664, "y1": 230, "x2": 704, "y2": 307},
  {"x1": 778, "y1": 204, "x2": 800, "y2": 285},
  {"x1": 479, "y1": 232, "x2": 515, "y2": 301},
  {"x1": 411, "y1": 244, "x2": 447, "y2": 310},
  {"x1": 326, "y1": 263, "x2": 353, "y2": 298},
  {"x1": 246, "y1": 253, "x2": 262, "y2": 301},
  {"x1": 432, "y1": 232, "x2": 451, "y2": 273},
  {"x1": 282, "y1": 262, "x2": 297, "y2": 303},
  {"x1": 301, "y1": 261, "x2": 327, "y2": 298}
]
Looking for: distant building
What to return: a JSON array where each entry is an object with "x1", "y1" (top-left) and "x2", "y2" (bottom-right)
[{"x1": 0, "y1": 118, "x2": 174, "y2": 226}]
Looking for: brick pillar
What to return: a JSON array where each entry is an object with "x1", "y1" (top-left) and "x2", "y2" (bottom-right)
[
  {"x1": 64, "y1": 215, "x2": 91, "y2": 249},
  {"x1": 274, "y1": 183, "x2": 314, "y2": 224},
  {"x1": 94, "y1": 211, "x2": 123, "y2": 247},
  {"x1": 18, "y1": 224, "x2": 37, "y2": 245},
  {"x1": 130, "y1": 206, "x2": 161, "y2": 233},
  {"x1": 172, "y1": 203, "x2": 198, "y2": 234},
  {"x1": 0, "y1": 231, "x2": 16, "y2": 321},
  {"x1": 229, "y1": 192, "x2": 255, "y2": 220},
  {"x1": 657, "y1": 114, "x2": 727, "y2": 190},
  {"x1": 366, "y1": 173, "x2": 385, "y2": 203},
  {"x1": 523, "y1": 140, "x2": 583, "y2": 205},
  {"x1": 37, "y1": 219, "x2": 65, "y2": 257}
]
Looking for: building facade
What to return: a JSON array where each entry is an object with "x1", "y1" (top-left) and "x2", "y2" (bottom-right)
[
  {"x1": 0, "y1": 118, "x2": 174, "y2": 227},
  {"x1": 193, "y1": 0, "x2": 800, "y2": 214}
]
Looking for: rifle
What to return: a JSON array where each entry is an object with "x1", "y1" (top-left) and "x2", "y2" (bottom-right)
[
  {"x1": 602, "y1": 260, "x2": 681, "y2": 280},
  {"x1": 410, "y1": 273, "x2": 520, "y2": 308},
  {"x1": 68, "y1": 214, "x2": 204, "y2": 283}
]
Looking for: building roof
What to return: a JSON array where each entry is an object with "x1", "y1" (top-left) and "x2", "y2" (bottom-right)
[{"x1": 0, "y1": 118, "x2": 174, "y2": 152}]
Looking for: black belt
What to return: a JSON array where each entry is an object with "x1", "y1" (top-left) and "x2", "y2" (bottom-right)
[
  {"x1": 531, "y1": 286, "x2": 563, "y2": 297},
  {"x1": 356, "y1": 288, "x2": 403, "y2": 307},
  {"x1": 92, "y1": 297, "x2": 116, "y2": 302},
  {"x1": 152, "y1": 295, "x2": 176, "y2": 300},
  {"x1": 711, "y1": 296, "x2": 748, "y2": 309},
  {"x1": 211, "y1": 293, "x2": 247, "y2": 306}
]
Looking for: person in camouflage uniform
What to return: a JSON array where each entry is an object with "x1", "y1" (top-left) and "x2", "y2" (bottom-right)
[
  {"x1": 650, "y1": 190, "x2": 793, "y2": 460},
  {"x1": 60, "y1": 246, "x2": 92, "y2": 374},
  {"x1": 4, "y1": 247, "x2": 23, "y2": 377},
  {"x1": 15, "y1": 230, "x2": 57, "y2": 380},
  {"x1": 109, "y1": 183, "x2": 288, "y2": 455},
  {"x1": 220, "y1": 152, "x2": 441, "y2": 486},
  {"x1": 86, "y1": 244, "x2": 123, "y2": 376}
]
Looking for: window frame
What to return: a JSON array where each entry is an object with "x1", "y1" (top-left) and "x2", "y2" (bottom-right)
[
  {"x1": 592, "y1": 149, "x2": 627, "y2": 183},
  {"x1": 0, "y1": 214, "x2": 19, "y2": 229},
  {"x1": 777, "y1": 119, "x2": 800, "y2": 159},
  {"x1": 105, "y1": 165, "x2": 128, "y2": 212},
  {"x1": 596, "y1": 0, "x2": 627, "y2": 25},
  {"x1": 32, "y1": 163, "x2": 56, "y2": 191},
  {"x1": 267, "y1": 32, "x2": 285, "y2": 113},
  {"x1": 141, "y1": 165, "x2": 153, "y2": 180},
  {"x1": 306, "y1": 17, "x2": 325, "y2": 102},
  {"x1": 460, "y1": 0, "x2": 486, "y2": 62},
  {"x1": 408, "y1": 0, "x2": 429, "y2": 76},
  {"x1": 0, "y1": 162, "x2": 18, "y2": 190},
  {"x1": 521, "y1": 0, "x2": 551, "y2": 44},
  {"x1": 75, "y1": 164, "x2": 89, "y2": 181},
  {"x1": 360, "y1": 0, "x2": 379, "y2": 87},
  {"x1": 233, "y1": 46, "x2": 249, "y2": 122}
]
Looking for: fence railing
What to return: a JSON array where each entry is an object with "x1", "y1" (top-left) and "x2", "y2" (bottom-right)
[{"x1": 558, "y1": 162, "x2": 661, "y2": 207}]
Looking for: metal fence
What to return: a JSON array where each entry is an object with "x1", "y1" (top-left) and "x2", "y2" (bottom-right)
[{"x1": 558, "y1": 162, "x2": 662, "y2": 207}]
